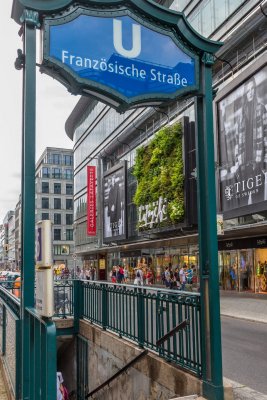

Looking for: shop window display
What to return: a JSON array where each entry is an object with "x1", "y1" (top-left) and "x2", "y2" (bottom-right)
[
  {"x1": 255, "y1": 248, "x2": 267, "y2": 292},
  {"x1": 219, "y1": 248, "x2": 267, "y2": 293}
]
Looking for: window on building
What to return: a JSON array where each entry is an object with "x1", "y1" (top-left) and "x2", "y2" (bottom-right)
[
  {"x1": 63, "y1": 155, "x2": 73, "y2": 166},
  {"x1": 188, "y1": 0, "x2": 245, "y2": 37},
  {"x1": 52, "y1": 168, "x2": 61, "y2": 179},
  {"x1": 66, "y1": 184, "x2": 73, "y2": 195},
  {"x1": 42, "y1": 197, "x2": 49, "y2": 209},
  {"x1": 53, "y1": 245, "x2": 61, "y2": 255},
  {"x1": 65, "y1": 229, "x2": 73, "y2": 241},
  {"x1": 66, "y1": 214, "x2": 73, "y2": 225},
  {"x1": 61, "y1": 245, "x2": 70, "y2": 255},
  {"x1": 65, "y1": 169, "x2": 73, "y2": 180},
  {"x1": 66, "y1": 199, "x2": 73, "y2": 210},
  {"x1": 42, "y1": 213, "x2": 49, "y2": 220},
  {"x1": 42, "y1": 167, "x2": 50, "y2": 178},
  {"x1": 51, "y1": 154, "x2": 61, "y2": 164},
  {"x1": 53, "y1": 245, "x2": 70, "y2": 255},
  {"x1": 42, "y1": 182, "x2": 49, "y2": 193},
  {"x1": 54, "y1": 198, "x2": 61, "y2": 209},
  {"x1": 54, "y1": 213, "x2": 61, "y2": 225},
  {"x1": 169, "y1": 0, "x2": 189, "y2": 12},
  {"x1": 54, "y1": 183, "x2": 61, "y2": 194},
  {"x1": 54, "y1": 229, "x2": 61, "y2": 240}
]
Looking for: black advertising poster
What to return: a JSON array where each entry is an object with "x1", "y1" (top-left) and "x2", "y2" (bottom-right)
[
  {"x1": 218, "y1": 65, "x2": 267, "y2": 218},
  {"x1": 103, "y1": 162, "x2": 127, "y2": 242}
]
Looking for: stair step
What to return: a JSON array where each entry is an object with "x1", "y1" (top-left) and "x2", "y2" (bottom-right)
[{"x1": 170, "y1": 396, "x2": 201, "y2": 400}]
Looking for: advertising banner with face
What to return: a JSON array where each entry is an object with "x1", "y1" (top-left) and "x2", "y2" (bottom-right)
[
  {"x1": 103, "y1": 163, "x2": 126, "y2": 241},
  {"x1": 218, "y1": 66, "x2": 267, "y2": 217}
]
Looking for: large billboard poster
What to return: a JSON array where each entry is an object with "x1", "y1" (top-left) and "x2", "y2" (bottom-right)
[
  {"x1": 218, "y1": 65, "x2": 267, "y2": 217},
  {"x1": 103, "y1": 162, "x2": 126, "y2": 242}
]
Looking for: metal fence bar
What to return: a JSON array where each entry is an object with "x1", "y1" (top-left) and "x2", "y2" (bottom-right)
[
  {"x1": 25, "y1": 307, "x2": 57, "y2": 399},
  {"x1": 81, "y1": 282, "x2": 201, "y2": 375},
  {"x1": 34, "y1": 318, "x2": 41, "y2": 399},
  {"x1": 0, "y1": 277, "x2": 201, "y2": 397}
]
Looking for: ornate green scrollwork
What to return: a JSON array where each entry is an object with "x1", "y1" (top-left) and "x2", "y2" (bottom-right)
[
  {"x1": 201, "y1": 52, "x2": 214, "y2": 66},
  {"x1": 20, "y1": 9, "x2": 40, "y2": 27}
]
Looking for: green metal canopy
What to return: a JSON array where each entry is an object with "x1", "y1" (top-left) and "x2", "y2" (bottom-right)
[
  {"x1": 12, "y1": 0, "x2": 221, "y2": 55},
  {"x1": 12, "y1": 0, "x2": 222, "y2": 111}
]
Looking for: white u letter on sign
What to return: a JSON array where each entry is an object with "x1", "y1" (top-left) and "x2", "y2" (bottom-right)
[{"x1": 113, "y1": 19, "x2": 141, "y2": 59}]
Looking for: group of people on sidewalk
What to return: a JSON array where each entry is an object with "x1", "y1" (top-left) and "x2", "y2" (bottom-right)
[
  {"x1": 109, "y1": 263, "x2": 197, "y2": 289},
  {"x1": 161, "y1": 263, "x2": 196, "y2": 290},
  {"x1": 110, "y1": 265, "x2": 155, "y2": 285}
]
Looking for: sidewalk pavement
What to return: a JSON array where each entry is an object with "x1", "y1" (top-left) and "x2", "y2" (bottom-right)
[
  {"x1": 220, "y1": 290, "x2": 267, "y2": 323},
  {"x1": 220, "y1": 290, "x2": 267, "y2": 400},
  {"x1": 0, "y1": 364, "x2": 8, "y2": 400}
]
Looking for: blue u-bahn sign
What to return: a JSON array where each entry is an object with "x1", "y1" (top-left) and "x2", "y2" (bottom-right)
[{"x1": 42, "y1": 6, "x2": 199, "y2": 110}]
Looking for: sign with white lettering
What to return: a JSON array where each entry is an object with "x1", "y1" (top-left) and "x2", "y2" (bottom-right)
[
  {"x1": 218, "y1": 65, "x2": 267, "y2": 218},
  {"x1": 42, "y1": 7, "x2": 198, "y2": 110},
  {"x1": 138, "y1": 197, "x2": 168, "y2": 229},
  {"x1": 87, "y1": 166, "x2": 96, "y2": 236}
]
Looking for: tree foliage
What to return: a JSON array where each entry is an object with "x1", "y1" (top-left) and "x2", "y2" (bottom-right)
[{"x1": 132, "y1": 122, "x2": 184, "y2": 225}]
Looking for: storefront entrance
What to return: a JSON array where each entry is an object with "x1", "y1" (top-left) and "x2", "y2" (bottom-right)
[
  {"x1": 219, "y1": 236, "x2": 267, "y2": 293},
  {"x1": 219, "y1": 249, "x2": 253, "y2": 292}
]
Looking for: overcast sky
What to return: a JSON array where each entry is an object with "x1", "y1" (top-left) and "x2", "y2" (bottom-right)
[{"x1": 0, "y1": 2, "x2": 79, "y2": 222}]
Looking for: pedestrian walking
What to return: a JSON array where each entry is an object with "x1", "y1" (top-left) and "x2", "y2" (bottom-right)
[
  {"x1": 124, "y1": 266, "x2": 129, "y2": 283},
  {"x1": 117, "y1": 265, "x2": 124, "y2": 283},
  {"x1": 179, "y1": 264, "x2": 187, "y2": 291},
  {"x1": 134, "y1": 267, "x2": 143, "y2": 286}
]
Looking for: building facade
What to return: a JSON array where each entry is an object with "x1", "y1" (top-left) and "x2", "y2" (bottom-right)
[
  {"x1": 65, "y1": 0, "x2": 267, "y2": 292},
  {"x1": 7, "y1": 212, "x2": 15, "y2": 269},
  {"x1": 0, "y1": 211, "x2": 15, "y2": 270},
  {"x1": 35, "y1": 147, "x2": 75, "y2": 270},
  {"x1": 14, "y1": 196, "x2": 21, "y2": 269},
  {"x1": 0, "y1": 225, "x2": 4, "y2": 267}
]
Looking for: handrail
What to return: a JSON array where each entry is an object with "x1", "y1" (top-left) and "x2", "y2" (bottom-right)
[
  {"x1": 156, "y1": 319, "x2": 189, "y2": 347},
  {"x1": 81, "y1": 280, "x2": 202, "y2": 375},
  {"x1": 0, "y1": 284, "x2": 20, "y2": 317},
  {"x1": 81, "y1": 279, "x2": 201, "y2": 296},
  {"x1": 85, "y1": 350, "x2": 148, "y2": 398}
]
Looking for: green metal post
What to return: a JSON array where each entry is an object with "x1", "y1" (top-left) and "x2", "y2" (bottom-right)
[
  {"x1": 195, "y1": 53, "x2": 224, "y2": 400},
  {"x1": 2, "y1": 306, "x2": 6, "y2": 356},
  {"x1": 44, "y1": 318, "x2": 57, "y2": 400},
  {"x1": 74, "y1": 280, "x2": 84, "y2": 333},
  {"x1": 101, "y1": 283, "x2": 108, "y2": 330},
  {"x1": 20, "y1": 9, "x2": 39, "y2": 399},
  {"x1": 15, "y1": 319, "x2": 22, "y2": 399},
  {"x1": 137, "y1": 289, "x2": 145, "y2": 348}
]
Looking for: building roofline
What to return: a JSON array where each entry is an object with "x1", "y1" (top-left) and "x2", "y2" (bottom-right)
[
  {"x1": 65, "y1": 96, "x2": 97, "y2": 140},
  {"x1": 35, "y1": 147, "x2": 73, "y2": 170}
]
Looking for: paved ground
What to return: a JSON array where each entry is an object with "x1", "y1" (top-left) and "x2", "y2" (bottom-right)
[
  {"x1": 0, "y1": 366, "x2": 8, "y2": 400},
  {"x1": 221, "y1": 316, "x2": 267, "y2": 394},
  {"x1": 220, "y1": 291, "x2": 267, "y2": 399},
  {"x1": 220, "y1": 290, "x2": 267, "y2": 323}
]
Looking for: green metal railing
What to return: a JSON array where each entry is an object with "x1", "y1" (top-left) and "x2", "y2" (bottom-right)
[
  {"x1": 0, "y1": 280, "x2": 73, "y2": 318},
  {"x1": 0, "y1": 278, "x2": 202, "y2": 400},
  {"x1": 81, "y1": 281, "x2": 202, "y2": 376},
  {"x1": 54, "y1": 280, "x2": 74, "y2": 318},
  {"x1": 0, "y1": 294, "x2": 20, "y2": 398},
  {"x1": 23, "y1": 307, "x2": 57, "y2": 399},
  {"x1": 0, "y1": 282, "x2": 57, "y2": 399}
]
